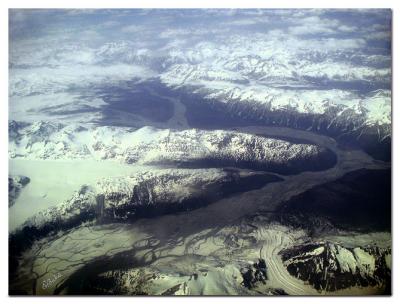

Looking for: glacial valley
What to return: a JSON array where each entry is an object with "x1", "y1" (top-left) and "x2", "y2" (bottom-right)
[{"x1": 8, "y1": 8, "x2": 391, "y2": 296}]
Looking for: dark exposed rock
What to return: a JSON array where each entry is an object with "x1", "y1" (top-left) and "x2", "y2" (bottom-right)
[
  {"x1": 269, "y1": 288, "x2": 288, "y2": 295},
  {"x1": 8, "y1": 175, "x2": 30, "y2": 207},
  {"x1": 241, "y1": 259, "x2": 268, "y2": 289},
  {"x1": 99, "y1": 169, "x2": 283, "y2": 221},
  {"x1": 280, "y1": 242, "x2": 391, "y2": 293}
]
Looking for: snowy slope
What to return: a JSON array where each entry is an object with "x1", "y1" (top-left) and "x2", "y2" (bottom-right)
[
  {"x1": 11, "y1": 167, "x2": 275, "y2": 236},
  {"x1": 9, "y1": 121, "x2": 335, "y2": 174}
]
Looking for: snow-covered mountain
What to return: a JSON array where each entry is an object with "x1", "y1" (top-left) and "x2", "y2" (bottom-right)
[
  {"x1": 8, "y1": 9, "x2": 392, "y2": 296},
  {"x1": 157, "y1": 41, "x2": 391, "y2": 160},
  {"x1": 9, "y1": 10, "x2": 391, "y2": 162},
  {"x1": 280, "y1": 241, "x2": 391, "y2": 292},
  {"x1": 10, "y1": 168, "x2": 279, "y2": 242},
  {"x1": 9, "y1": 121, "x2": 336, "y2": 174},
  {"x1": 9, "y1": 33, "x2": 391, "y2": 161}
]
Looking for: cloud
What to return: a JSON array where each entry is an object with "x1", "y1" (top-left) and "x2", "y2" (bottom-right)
[
  {"x1": 10, "y1": 64, "x2": 155, "y2": 97},
  {"x1": 159, "y1": 28, "x2": 193, "y2": 39},
  {"x1": 289, "y1": 24, "x2": 335, "y2": 35},
  {"x1": 367, "y1": 31, "x2": 391, "y2": 40},
  {"x1": 121, "y1": 24, "x2": 145, "y2": 33},
  {"x1": 227, "y1": 19, "x2": 258, "y2": 26},
  {"x1": 9, "y1": 9, "x2": 391, "y2": 100},
  {"x1": 64, "y1": 9, "x2": 99, "y2": 16},
  {"x1": 99, "y1": 20, "x2": 121, "y2": 28},
  {"x1": 338, "y1": 25, "x2": 358, "y2": 32}
]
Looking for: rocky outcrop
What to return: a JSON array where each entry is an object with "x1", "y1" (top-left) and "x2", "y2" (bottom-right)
[
  {"x1": 279, "y1": 242, "x2": 391, "y2": 293},
  {"x1": 8, "y1": 175, "x2": 30, "y2": 207},
  {"x1": 241, "y1": 259, "x2": 268, "y2": 289},
  {"x1": 96, "y1": 168, "x2": 282, "y2": 220}
]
